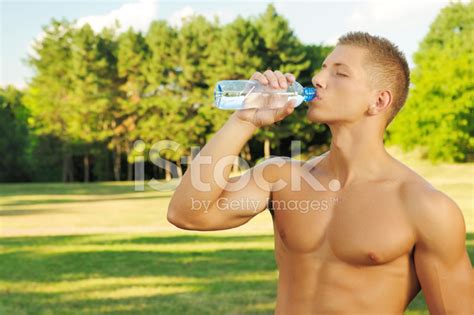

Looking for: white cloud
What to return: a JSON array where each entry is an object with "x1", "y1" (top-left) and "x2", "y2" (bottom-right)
[
  {"x1": 346, "y1": 0, "x2": 444, "y2": 30},
  {"x1": 28, "y1": 0, "x2": 158, "y2": 62},
  {"x1": 324, "y1": 35, "x2": 339, "y2": 46},
  {"x1": 0, "y1": 78, "x2": 27, "y2": 90},
  {"x1": 168, "y1": 6, "x2": 196, "y2": 28},
  {"x1": 168, "y1": 5, "x2": 233, "y2": 29},
  {"x1": 321, "y1": 0, "x2": 455, "y2": 67},
  {"x1": 76, "y1": 0, "x2": 158, "y2": 33}
]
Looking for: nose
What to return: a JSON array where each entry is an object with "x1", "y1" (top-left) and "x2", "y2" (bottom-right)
[{"x1": 312, "y1": 71, "x2": 326, "y2": 89}]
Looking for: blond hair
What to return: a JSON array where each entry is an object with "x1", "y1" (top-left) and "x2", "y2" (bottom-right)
[{"x1": 337, "y1": 32, "x2": 410, "y2": 126}]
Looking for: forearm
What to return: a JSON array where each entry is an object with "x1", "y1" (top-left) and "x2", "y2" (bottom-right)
[{"x1": 168, "y1": 113, "x2": 257, "y2": 215}]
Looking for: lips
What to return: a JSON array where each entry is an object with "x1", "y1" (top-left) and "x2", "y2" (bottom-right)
[{"x1": 312, "y1": 95, "x2": 322, "y2": 102}]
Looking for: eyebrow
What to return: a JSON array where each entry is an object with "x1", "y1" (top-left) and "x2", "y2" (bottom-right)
[{"x1": 322, "y1": 62, "x2": 351, "y2": 69}]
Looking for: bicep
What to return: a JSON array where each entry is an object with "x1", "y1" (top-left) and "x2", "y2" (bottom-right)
[
  {"x1": 190, "y1": 158, "x2": 284, "y2": 231},
  {"x1": 413, "y1": 193, "x2": 474, "y2": 313},
  {"x1": 414, "y1": 243, "x2": 473, "y2": 313}
]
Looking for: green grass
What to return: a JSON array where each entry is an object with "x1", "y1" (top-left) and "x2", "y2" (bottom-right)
[
  {"x1": 0, "y1": 148, "x2": 472, "y2": 314},
  {"x1": 0, "y1": 232, "x2": 472, "y2": 314},
  {"x1": 0, "y1": 233, "x2": 279, "y2": 315}
]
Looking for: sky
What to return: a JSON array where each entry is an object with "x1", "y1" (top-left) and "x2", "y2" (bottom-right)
[{"x1": 0, "y1": 0, "x2": 460, "y2": 88}]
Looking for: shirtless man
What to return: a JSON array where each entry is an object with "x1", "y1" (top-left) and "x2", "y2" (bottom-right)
[{"x1": 167, "y1": 32, "x2": 473, "y2": 314}]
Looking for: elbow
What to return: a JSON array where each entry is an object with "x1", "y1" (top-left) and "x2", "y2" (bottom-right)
[
  {"x1": 167, "y1": 206, "x2": 202, "y2": 231},
  {"x1": 167, "y1": 207, "x2": 187, "y2": 229}
]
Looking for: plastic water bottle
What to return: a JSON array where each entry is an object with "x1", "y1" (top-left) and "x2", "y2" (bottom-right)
[{"x1": 213, "y1": 80, "x2": 317, "y2": 110}]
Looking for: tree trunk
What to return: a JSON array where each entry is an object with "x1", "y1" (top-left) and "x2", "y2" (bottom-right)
[
  {"x1": 245, "y1": 143, "x2": 252, "y2": 160},
  {"x1": 177, "y1": 159, "x2": 183, "y2": 178},
  {"x1": 84, "y1": 154, "x2": 90, "y2": 182},
  {"x1": 113, "y1": 144, "x2": 121, "y2": 181},
  {"x1": 165, "y1": 159, "x2": 171, "y2": 181},
  {"x1": 264, "y1": 138, "x2": 270, "y2": 158},
  {"x1": 62, "y1": 151, "x2": 73, "y2": 183},
  {"x1": 241, "y1": 143, "x2": 252, "y2": 166},
  {"x1": 126, "y1": 142, "x2": 133, "y2": 181},
  {"x1": 127, "y1": 162, "x2": 133, "y2": 181},
  {"x1": 62, "y1": 152, "x2": 67, "y2": 183},
  {"x1": 153, "y1": 164, "x2": 158, "y2": 179},
  {"x1": 104, "y1": 148, "x2": 110, "y2": 181}
]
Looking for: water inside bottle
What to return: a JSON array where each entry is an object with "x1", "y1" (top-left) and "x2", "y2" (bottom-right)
[{"x1": 215, "y1": 90, "x2": 303, "y2": 110}]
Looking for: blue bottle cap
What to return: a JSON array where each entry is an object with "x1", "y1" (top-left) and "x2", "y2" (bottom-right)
[{"x1": 303, "y1": 87, "x2": 316, "y2": 102}]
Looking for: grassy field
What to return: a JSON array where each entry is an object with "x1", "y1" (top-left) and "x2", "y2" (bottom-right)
[{"x1": 0, "y1": 148, "x2": 473, "y2": 314}]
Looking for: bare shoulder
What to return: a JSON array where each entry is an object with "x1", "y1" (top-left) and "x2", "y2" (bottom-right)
[
  {"x1": 251, "y1": 155, "x2": 301, "y2": 183},
  {"x1": 253, "y1": 152, "x2": 329, "y2": 190},
  {"x1": 258, "y1": 152, "x2": 329, "y2": 173},
  {"x1": 394, "y1": 160, "x2": 467, "y2": 243}
]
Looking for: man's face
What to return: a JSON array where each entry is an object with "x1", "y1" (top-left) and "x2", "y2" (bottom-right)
[{"x1": 306, "y1": 45, "x2": 374, "y2": 124}]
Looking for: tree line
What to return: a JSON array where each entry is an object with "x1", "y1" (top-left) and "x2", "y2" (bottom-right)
[
  {"x1": 0, "y1": 2, "x2": 472, "y2": 183},
  {"x1": 1, "y1": 5, "x2": 332, "y2": 182}
]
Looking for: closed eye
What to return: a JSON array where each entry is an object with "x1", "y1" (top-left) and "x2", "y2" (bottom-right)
[{"x1": 336, "y1": 72, "x2": 348, "y2": 77}]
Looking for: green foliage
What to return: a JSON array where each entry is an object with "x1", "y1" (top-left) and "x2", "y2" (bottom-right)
[
  {"x1": 387, "y1": 1, "x2": 474, "y2": 162},
  {"x1": 23, "y1": 19, "x2": 75, "y2": 139},
  {"x1": 0, "y1": 87, "x2": 31, "y2": 181},
  {"x1": 5, "y1": 4, "x2": 334, "y2": 182}
]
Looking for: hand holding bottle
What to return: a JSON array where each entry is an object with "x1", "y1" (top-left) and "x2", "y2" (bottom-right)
[{"x1": 232, "y1": 70, "x2": 298, "y2": 128}]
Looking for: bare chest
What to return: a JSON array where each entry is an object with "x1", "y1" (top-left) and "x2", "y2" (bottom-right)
[{"x1": 271, "y1": 185, "x2": 416, "y2": 266}]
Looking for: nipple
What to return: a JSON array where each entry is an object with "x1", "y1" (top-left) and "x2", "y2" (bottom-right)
[{"x1": 368, "y1": 252, "x2": 380, "y2": 263}]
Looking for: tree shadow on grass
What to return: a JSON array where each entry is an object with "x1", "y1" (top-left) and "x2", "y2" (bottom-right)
[
  {"x1": 0, "y1": 209, "x2": 71, "y2": 216},
  {"x1": 0, "y1": 234, "x2": 277, "y2": 315},
  {"x1": 87, "y1": 234, "x2": 275, "y2": 246},
  {"x1": 1, "y1": 194, "x2": 171, "y2": 208},
  {"x1": 0, "y1": 233, "x2": 472, "y2": 315},
  {"x1": 0, "y1": 181, "x2": 178, "y2": 197}
]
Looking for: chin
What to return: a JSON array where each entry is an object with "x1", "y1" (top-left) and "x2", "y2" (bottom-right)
[{"x1": 306, "y1": 107, "x2": 329, "y2": 123}]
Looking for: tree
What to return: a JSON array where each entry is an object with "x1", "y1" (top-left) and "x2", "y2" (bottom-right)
[
  {"x1": 16, "y1": 9, "x2": 334, "y2": 183},
  {"x1": 203, "y1": 16, "x2": 265, "y2": 170},
  {"x1": 23, "y1": 19, "x2": 77, "y2": 181},
  {"x1": 114, "y1": 27, "x2": 149, "y2": 180},
  {"x1": 138, "y1": 20, "x2": 196, "y2": 180},
  {"x1": 252, "y1": 4, "x2": 312, "y2": 158},
  {"x1": 0, "y1": 86, "x2": 31, "y2": 181},
  {"x1": 69, "y1": 23, "x2": 119, "y2": 181},
  {"x1": 153, "y1": 15, "x2": 221, "y2": 179},
  {"x1": 387, "y1": 1, "x2": 474, "y2": 162}
]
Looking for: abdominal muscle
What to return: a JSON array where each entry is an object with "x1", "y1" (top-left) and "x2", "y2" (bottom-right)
[{"x1": 273, "y1": 233, "x2": 420, "y2": 315}]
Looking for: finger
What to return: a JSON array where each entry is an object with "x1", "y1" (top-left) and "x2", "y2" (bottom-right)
[
  {"x1": 264, "y1": 69, "x2": 279, "y2": 89},
  {"x1": 274, "y1": 71, "x2": 288, "y2": 89},
  {"x1": 284, "y1": 73, "x2": 296, "y2": 83},
  {"x1": 250, "y1": 71, "x2": 269, "y2": 85},
  {"x1": 273, "y1": 99, "x2": 296, "y2": 121}
]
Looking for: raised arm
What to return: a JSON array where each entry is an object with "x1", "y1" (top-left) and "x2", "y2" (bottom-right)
[
  {"x1": 167, "y1": 70, "x2": 297, "y2": 231},
  {"x1": 412, "y1": 190, "x2": 474, "y2": 314}
]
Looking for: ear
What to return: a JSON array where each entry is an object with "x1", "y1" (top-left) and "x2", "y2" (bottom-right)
[{"x1": 368, "y1": 90, "x2": 392, "y2": 116}]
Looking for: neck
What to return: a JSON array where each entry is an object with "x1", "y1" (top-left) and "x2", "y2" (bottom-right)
[{"x1": 325, "y1": 119, "x2": 390, "y2": 187}]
